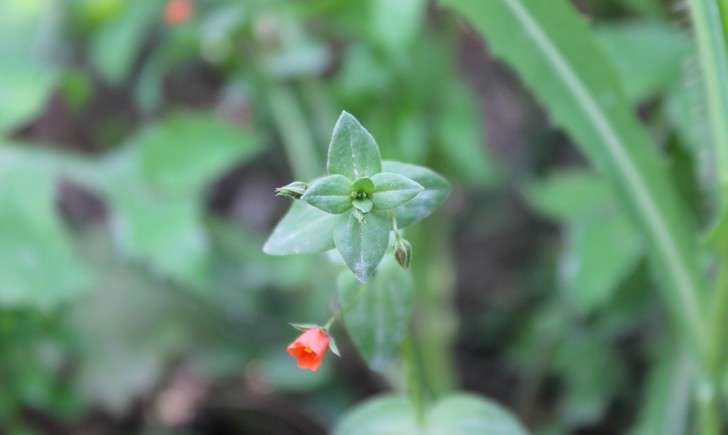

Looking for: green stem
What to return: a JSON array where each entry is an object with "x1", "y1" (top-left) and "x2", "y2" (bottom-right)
[
  {"x1": 688, "y1": 0, "x2": 728, "y2": 209},
  {"x1": 687, "y1": 1, "x2": 728, "y2": 432},
  {"x1": 267, "y1": 84, "x2": 322, "y2": 181}
]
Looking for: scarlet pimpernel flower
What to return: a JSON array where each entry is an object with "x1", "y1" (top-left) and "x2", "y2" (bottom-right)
[{"x1": 286, "y1": 328, "x2": 329, "y2": 372}]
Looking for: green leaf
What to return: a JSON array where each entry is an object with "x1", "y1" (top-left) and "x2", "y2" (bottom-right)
[
  {"x1": 525, "y1": 171, "x2": 644, "y2": 314},
  {"x1": 595, "y1": 20, "x2": 690, "y2": 103},
  {"x1": 371, "y1": 172, "x2": 423, "y2": 210},
  {"x1": 334, "y1": 212, "x2": 391, "y2": 282},
  {"x1": 327, "y1": 111, "x2": 382, "y2": 179},
  {"x1": 382, "y1": 160, "x2": 450, "y2": 228},
  {"x1": 263, "y1": 201, "x2": 344, "y2": 256},
  {"x1": 333, "y1": 394, "x2": 529, "y2": 435},
  {"x1": 562, "y1": 214, "x2": 643, "y2": 315},
  {"x1": 0, "y1": 1, "x2": 58, "y2": 135},
  {"x1": 524, "y1": 170, "x2": 614, "y2": 221},
  {"x1": 109, "y1": 187, "x2": 210, "y2": 289},
  {"x1": 136, "y1": 111, "x2": 261, "y2": 196},
  {"x1": 444, "y1": 0, "x2": 709, "y2": 353},
  {"x1": 301, "y1": 174, "x2": 353, "y2": 214},
  {"x1": 0, "y1": 156, "x2": 91, "y2": 308},
  {"x1": 337, "y1": 256, "x2": 413, "y2": 370},
  {"x1": 554, "y1": 334, "x2": 625, "y2": 426},
  {"x1": 370, "y1": 0, "x2": 425, "y2": 52}
]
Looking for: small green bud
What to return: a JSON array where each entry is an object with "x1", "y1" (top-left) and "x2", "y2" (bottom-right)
[
  {"x1": 394, "y1": 238, "x2": 412, "y2": 269},
  {"x1": 275, "y1": 181, "x2": 307, "y2": 200}
]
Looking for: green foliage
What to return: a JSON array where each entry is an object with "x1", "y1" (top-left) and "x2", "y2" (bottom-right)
[
  {"x1": 0, "y1": 148, "x2": 92, "y2": 308},
  {"x1": 444, "y1": 0, "x2": 708, "y2": 356},
  {"x1": 263, "y1": 201, "x2": 342, "y2": 255},
  {"x1": 334, "y1": 394, "x2": 529, "y2": 435},
  {"x1": 334, "y1": 212, "x2": 391, "y2": 283},
  {"x1": 595, "y1": 20, "x2": 690, "y2": 103},
  {"x1": 526, "y1": 171, "x2": 643, "y2": 314},
  {"x1": 0, "y1": 0, "x2": 58, "y2": 135},
  {"x1": 265, "y1": 111, "x2": 449, "y2": 282},
  {"x1": 302, "y1": 175, "x2": 355, "y2": 214},
  {"x1": 137, "y1": 111, "x2": 261, "y2": 196},
  {"x1": 370, "y1": 172, "x2": 424, "y2": 210},
  {"x1": 337, "y1": 256, "x2": 414, "y2": 371}
]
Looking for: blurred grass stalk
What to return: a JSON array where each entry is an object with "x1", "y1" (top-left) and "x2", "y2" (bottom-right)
[{"x1": 688, "y1": 0, "x2": 728, "y2": 433}]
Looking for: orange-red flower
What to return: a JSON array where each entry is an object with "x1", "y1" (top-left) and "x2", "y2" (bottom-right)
[
  {"x1": 286, "y1": 328, "x2": 329, "y2": 372},
  {"x1": 164, "y1": 0, "x2": 193, "y2": 26}
]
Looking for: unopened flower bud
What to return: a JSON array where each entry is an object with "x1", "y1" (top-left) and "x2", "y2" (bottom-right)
[
  {"x1": 394, "y1": 238, "x2": 412, "y2": 269},
  {"x1": 275, "y1": 181, "x2": 307, "y2": 200}
]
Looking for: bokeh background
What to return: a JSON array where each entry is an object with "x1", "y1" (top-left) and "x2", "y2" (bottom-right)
[{"x1": 0, "y1": 0, "x2": 703, "y2": 434}]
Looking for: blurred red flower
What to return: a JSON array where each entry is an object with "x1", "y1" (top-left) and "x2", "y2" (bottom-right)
[
  {"x1": 164, "y1": 0, "x2": 193, "y2": 25},
  {"x1": 286, "y1": 328, "x2": 329, "y2": 372}
]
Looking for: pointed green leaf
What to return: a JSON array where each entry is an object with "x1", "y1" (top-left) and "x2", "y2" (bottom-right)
[
  {"x1": 327, "y1": 111, "x2": 382, "y2": 179},
  {"x1": 333, "y1": 394, "x2": 529, "y2": 435},
  {"x1": 337, "y1": 256, "x2": 413, "y2": 370},
  {"x1": 371, "y1": 172, "x2": 423, "y2": 210},
  {"x1": 334, "y1": 212, "x2": 390, "y2": 282},
  {"x1": 263, "y1": 201, "x2": 344, "y2": 256},
  {"x1": 301, "y1": 174, "x2": 353, "y2": 214},
  {"x1": 382, "y1": 160, "x2": 450, "y2": 228}
]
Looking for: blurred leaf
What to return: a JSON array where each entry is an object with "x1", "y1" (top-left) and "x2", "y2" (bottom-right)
[
  {"x1": 334, "y1": 212, "x2": 390, "y2": 283},
  {"x1": 525, "y1": 171, "x2": 614, "y2": 221},
  {"x1": 666, "y1": 68, "x2": 709, "y2": 154},
  {"x1": 0, "y1": 0, "x2": 58, "y2": 134},
  {"x1": 0, "y1": 150, "x2": 91, "y2": 308},
  {"x1": 100, "y1": 147, "x2": 209, "y2": 289},
  {"x1": 370, "y1": 0, "x2": 425, "y2": 52},
  {"x1": 445, "y1": 0, "x2": 708, "y2": 353},
  {"x1": 382, "y1": 161, "x2": 450, "y2": 228},
  {"x1": 336, "y1": 45, "x2": 392, "y2": 100},
  {"x1": 561, "y1": 216, "x2": 642, "y2": 314},
  {"x1": 436, "y1": 81, "x2": 499, "y2": 187},
  {"x1": 90, "y1": 0, "x2": 162, "y2": 84},
  {"x1": 333, "y1": 394, "x2": 528, "y2": 435},
  {"x1": 263, "y1": 201, "x2": 344, "y2": 256},
  {"x1": 70, "y1": 230, "x2": 225, "y2": 414},
  {"x1": 110, "y1": 189, "x2": 209, "y2": 289},
  {"x1": 526, "y1": 171, "x2": 643, "y2": 314},
  {"x1": 554, "y1": 334, "x2": 625, "y2": 426},
  {"x1": 337, "y1": 256, "x2": 413, "y2": 371},
  {"x1": 137, "y1": 111, "x2": 261, "y2": 196},
  {"x1": 595, "y1": 20, "x2": 690, "y2": 103}
]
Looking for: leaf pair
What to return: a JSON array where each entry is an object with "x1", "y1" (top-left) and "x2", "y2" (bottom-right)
[
  {"x1": 302, "y1": 171, "x2": 423, "y2": 215},
  {"x1": 264, "y1": 112, "x2": 450, "y2": 283}
]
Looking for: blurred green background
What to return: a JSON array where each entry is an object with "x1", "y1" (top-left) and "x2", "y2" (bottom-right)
[{"x1": 0, "y1": 0, "x2": 706, "y2": 434}]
